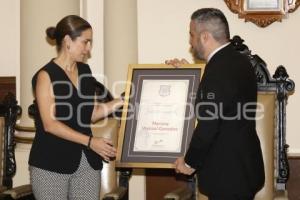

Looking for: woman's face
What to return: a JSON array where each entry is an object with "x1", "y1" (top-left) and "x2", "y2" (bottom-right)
[{"x1": 69, "y1": 28, "x2": 93, "y2": 62}]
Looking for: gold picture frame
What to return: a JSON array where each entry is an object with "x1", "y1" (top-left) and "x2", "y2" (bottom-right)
[
  {"x1": 224, "y1": 0, "x2": 300, "y2": 27},
  {"x1": 116, "y1": 64, "x2": 205, "y2": 168}
]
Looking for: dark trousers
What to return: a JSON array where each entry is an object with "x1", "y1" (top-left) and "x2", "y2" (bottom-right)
[{"x1": 208, "y1": 194, "x2": 254, "y2": 200}]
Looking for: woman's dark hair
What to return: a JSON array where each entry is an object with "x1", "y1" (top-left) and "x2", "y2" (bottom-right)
[{"x1": 46, "y1": 15, "x2": 92, "y2": 51}]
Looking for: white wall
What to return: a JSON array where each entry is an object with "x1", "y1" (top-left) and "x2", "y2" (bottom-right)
[
  {"x1": 0, "y1": 0, "x2": 20, "y2": 101},
  {"x1": 80, "y1": 0, "x2": 104, "y2": 82},
  {"x1": 0, "y1": 0, "x2": 19, "y2": 75},
  {"x1": 138, "y1": 0, "x2": 300, "y2": 155}
]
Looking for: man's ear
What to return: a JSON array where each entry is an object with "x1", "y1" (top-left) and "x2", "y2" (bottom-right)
[{"x1": 201, "y1": 31, "x2": 209, "y2": 43}]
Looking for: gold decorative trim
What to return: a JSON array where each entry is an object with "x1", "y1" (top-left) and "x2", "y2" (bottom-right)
[
  {"x1": 289, "y1": 0, "x2": 300, "y2": 12},
  {"x1": 225, "y1": 0, "x2": 300, "y2": 27},
  {"x1": 15, "y1": 124, "x2": 35, "y2": 144},
  {"x1": 15, "y1": 136, "x2": 34, "y2": 144},
  {"x1": 15, "y1": 124, "x2": 36, "y2": 132}
]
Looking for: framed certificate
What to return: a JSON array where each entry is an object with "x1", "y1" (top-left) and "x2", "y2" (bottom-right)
[
  {"x1": 116, "y1": 64, "x2": 205, "y2": 168},
  {"x1": 245, "y1": 0, "x2": 283, "y2": 11},
  {"x1": 224, "y1": 0, "x2": 300, "y2": 27}
]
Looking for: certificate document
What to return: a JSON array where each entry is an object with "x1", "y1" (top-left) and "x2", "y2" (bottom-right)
[
  {"x1": 247, "y1": 0, "x2": 280, "y2": 10},
  {"x1": 133, "y1": 79, "x2": 189, "y2": 152}
]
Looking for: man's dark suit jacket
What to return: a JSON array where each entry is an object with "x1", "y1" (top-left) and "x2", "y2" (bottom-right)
[{"x1": 185, "y1": 44, "x2": 265, "y2": 196}]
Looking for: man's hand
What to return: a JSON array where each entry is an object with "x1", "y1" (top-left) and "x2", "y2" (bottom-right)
[
  {"x1": 174, "y1": 157, "x2": 195, "y2": 175},
  {"x1": 165, "y1": 58, "x2": 189, "y2": 68}
]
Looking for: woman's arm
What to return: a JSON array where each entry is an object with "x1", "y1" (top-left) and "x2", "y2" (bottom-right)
[
  {"x1": 35, "y1": 70, "x2": 116, "y2": 161},
  {"x1": 91, "y1": 97, "x2": 123, "y2": 123}
]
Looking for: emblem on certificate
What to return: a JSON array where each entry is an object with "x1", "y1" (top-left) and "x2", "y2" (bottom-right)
[{"x1": 159, "y1": 85, "x2": 171, "y2": 97}]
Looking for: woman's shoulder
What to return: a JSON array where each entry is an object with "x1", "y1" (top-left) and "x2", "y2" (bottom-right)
[
  {"x1": 32, "y1": 60, "x2": 54, "y2": 89},
  {"x1": 34, "y1": 60, "x2": 55, "y2": 76}
]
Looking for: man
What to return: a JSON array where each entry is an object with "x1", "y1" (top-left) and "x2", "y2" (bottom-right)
[{"x1": 166, "y1": 8, "x2": 265, "y2": 200}]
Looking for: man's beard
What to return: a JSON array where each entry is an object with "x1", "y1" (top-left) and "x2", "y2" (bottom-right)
[{"x1": 192, "y1": 44, "x2": 205, "y2": 61}]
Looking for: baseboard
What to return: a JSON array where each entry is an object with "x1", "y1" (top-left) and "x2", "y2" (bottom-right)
[{"x1": 288, "y1": 149, "x2": 300, "y2": 158}]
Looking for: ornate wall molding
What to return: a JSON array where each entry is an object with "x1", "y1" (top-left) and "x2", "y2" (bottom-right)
[{"x1": 225, "y1": 0, "x2": 300, "y2": 27}]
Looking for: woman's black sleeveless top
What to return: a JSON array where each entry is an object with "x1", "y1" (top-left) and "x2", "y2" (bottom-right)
[{"x1": 29, "y1": 60, "x2": 103, "y2": 173}]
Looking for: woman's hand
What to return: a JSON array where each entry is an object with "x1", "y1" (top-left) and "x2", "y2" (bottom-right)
[
  {"x1": 165, "y1": 58, "x2": 189, "y2": 68},
  {"x1": 90, "y1": 137, "x2": 117, "y2": 162}
]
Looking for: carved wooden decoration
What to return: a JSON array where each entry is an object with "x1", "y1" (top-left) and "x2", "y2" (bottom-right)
[
  {"x1": 224, "y1": 0, "x2": 300, "y2": 27},
  {"x1": 231, "y1": 35, "x2": 295, "y2": 189}
]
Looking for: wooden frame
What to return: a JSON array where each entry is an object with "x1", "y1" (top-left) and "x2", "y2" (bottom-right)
[
  {"x1": 0, "y1": 93, "x2": 21, "y2": 188},
  {"x1": 224, "y1": 0, "x2": 300, "y2": 27},
  {"x1": 116, "y1": 64, "x2": 205, "y2": 168},
  {"x1": 0, "y1": 77, "x2": 16, "y2": 101}
]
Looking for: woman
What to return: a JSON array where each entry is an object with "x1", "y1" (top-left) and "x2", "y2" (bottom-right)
[{"x1": 29, "y1": 15, "x2": 123, "y2": 200}]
